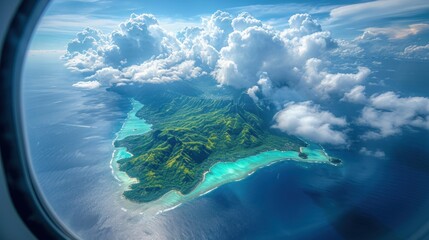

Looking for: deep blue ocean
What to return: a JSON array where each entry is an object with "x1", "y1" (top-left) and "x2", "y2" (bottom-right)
[{"x1": 22, "y1": 52, "x2": 429, "y2": 239}]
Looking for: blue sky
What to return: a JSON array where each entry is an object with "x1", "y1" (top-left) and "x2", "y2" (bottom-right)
[{"x1": 30, "y1": 0, "x2": 429, "y2": 50}]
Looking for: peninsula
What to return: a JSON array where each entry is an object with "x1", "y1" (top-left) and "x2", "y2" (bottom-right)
[{"x1": 114, "y1": 84, "x2": 306, "y2": 203}]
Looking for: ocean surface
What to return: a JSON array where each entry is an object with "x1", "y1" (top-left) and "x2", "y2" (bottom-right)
[{"x1": 22, "y1": 52, "x2": 429, "y2": 239}]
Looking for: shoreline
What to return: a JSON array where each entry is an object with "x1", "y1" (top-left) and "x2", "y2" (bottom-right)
[
  {"x1": 129, "y1": 147, "x2": 333, "y2": 217},
  {"x1": 110, "y1": 98, "x2": 337, "y2": 216},
  {"x1": 110, "y1": 98, "x2": 151, "y2": 189}
]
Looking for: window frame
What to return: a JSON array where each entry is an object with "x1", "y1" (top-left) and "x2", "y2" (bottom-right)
[{"x1": 0, "y1": 0, "x2": 76, "y2": 239}]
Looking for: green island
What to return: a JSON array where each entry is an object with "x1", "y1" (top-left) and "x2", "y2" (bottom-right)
[{"x1": 114, "y1": 82, "x2": 307, "y2": 203}]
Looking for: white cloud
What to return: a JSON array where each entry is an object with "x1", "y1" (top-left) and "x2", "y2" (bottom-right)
[
  {"x1": 359, "y1": 147, "x2": 386, "y2": 158},
  {"x1": 231, "y1": 12, "x2": 263, "y2": 31},
  {"x1": 72, "y1": 81, "x2": 101, "y2": 89},
  {"x1": 256, "y1": 72, "x2": 274, "y2": 97},
  {"x1": 273, "y1": 101, "x2": 348, "y2": 145},
  {"x1": 247, "y1": 85, "x2": 260, "y2": 103},
  {"x1": 359, "y1": 92, "x2": 429, "y2": 139},
  {"x1": 64, "y1": 49, "x2": 105, "y2": 73},
  {"x1": 66, "y1": 27, "x2": 105, "y2": 53},
  {"x1": 213, "y1": 26, "x2": 288, "y2": 88},
  {"x1": 331, "y1": 39, "x2": 364, "y2": 58},
  {"x1": 63, "y1": 13, "x2": 181, "y2": 72},
  {"x1": 86, "y1": 53, "x2": 204, "y2": 85},
  {"x1": 85, "y1": 67, "x2": 123, "y2": 86},
  {"x1": 105, "y1": 13, "x2": 180, "y2": 67},
  {"x1": 177, "y1": 26, "x2": 220, "y2": 69},
  {"x1": 63, "y1": 11, "x2": 370, "y2": 104},
  {"x1": 246, "y1": 72, "x2": 275, "y2": 104},
  {"x1": 213, "y1": 13, "x2": 356, "y2": 99},
  {"x1": 201, "y1": 10, "x2": 234, "y2": 50},
  {"x1": 402, "y1": 43, "x2": 429, "y2": 60},
  {"x1": 303, "y1": 58, "x2": 370, "y2": 99},
  {"x1": 64, "y1": 11, "x2": 233, "y2": 85},
  {"x1": 329, "y1": 0, "x2": 429, "y2": 26},
  {"x1": 123, "y1": 58, "x2": 203, "y2": 84},
  {"x1": 282, "y1": 13, "x2": 322, "y2": 38},
  {"x1": 247, "y1": 76, "x2": 305, "y2": 108},
  {"x1": 341, "y1": 85, "x2": 367, "y2": 103}
]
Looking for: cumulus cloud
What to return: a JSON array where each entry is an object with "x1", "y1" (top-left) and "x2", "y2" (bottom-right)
[
  {"x1": 341, "y1": 85, "x2": 367, "y2": 103},
  {"x1": 247, "y1": 85, "x2": 260, "y2": 103},
  {"x1": 211, "y1": 12, "x2": 371, "y2": 104},
  {"x1": 302, "y1": 58, "x2": 370, "y2": 99},
  {"x1": 201, "y1": 10, "x2": 234, "y2": 50},
  {"x1": 213, "y1": 26, "x2": 288, "y2": 88},
  {"x1": 246, "y1": 72, "x2": 275, "y2": 104},
  {"x1": 64, "y1": 49, "x2": 106, "y2": 73},
  {"x1": 66, "y1": 27, "x2": 105, "y2": 53},
  {"x1": 359, "y1": 147, "x2": 386, "y2": 158},
  {"x1": 64, "y1": 11, "x2": 369, "y2": 101},
  {"x1": 273, "y1": 101, "x2": 348, "y2": 145},
  {"x1": 64, "y1": 13, "x2": 213, "y2": 86},
  {"x1": 72, "y1": 81, "x2": 101, "y2": 89},
  {"x1": 64, "y1": 13, "x2": 180, "y2": 71},
  {"x1": 122, "y1": 58, "x2": 203, "y2": 84},
  {"x1": 231, "y1": 12, "x2": 263, "y2": 31},
  {"x1": 85, "y1": 54, "x2": 203, "y2": 86},
  {"x1": 106, "y1": 13, "x2": 180, "y2": 66},
  {"x1": 211, "y1": 12, "x2": 367, "y2": 102},
  {"x1": 282, "y1": 13, "x2": 322, "y2": 38},
  {"x1": 358, "y1": 92, "x2": 429, "y2": 139},
  {"x1": 85, "y1": 67, "x2": 123, "y2": 86}
]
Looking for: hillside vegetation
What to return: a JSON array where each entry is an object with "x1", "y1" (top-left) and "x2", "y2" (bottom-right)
[{"x1": 116, "y1": 90, "x2": 305, "y2": 202}]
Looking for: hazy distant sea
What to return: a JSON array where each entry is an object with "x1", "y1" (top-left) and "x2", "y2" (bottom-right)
[{"x1": 22, "y1": 52, "x2": 429, "y2": 239}]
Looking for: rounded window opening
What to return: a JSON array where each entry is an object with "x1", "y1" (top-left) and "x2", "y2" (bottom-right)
[{"x1": 22, "y1": 0, "x2": 429, "y2": 239}]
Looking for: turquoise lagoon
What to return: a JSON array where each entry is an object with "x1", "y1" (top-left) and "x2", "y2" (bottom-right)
[
  {"x1": 110, "y1": 99, "x2": 152, "y2": 186},
  {"x1": 111, "y1": 99, "x2": 334, "y2": 215}
]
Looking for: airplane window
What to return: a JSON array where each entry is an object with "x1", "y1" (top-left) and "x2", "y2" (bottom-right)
[{"x1": 15, "y1": 0, "x2": 429, "y2": 239}]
